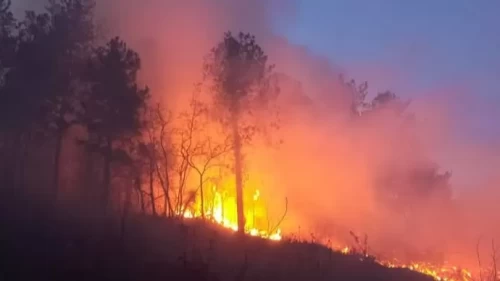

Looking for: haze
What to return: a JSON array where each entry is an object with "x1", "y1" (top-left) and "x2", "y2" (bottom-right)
[{"x1": 11, "y1": 0, "x2": 500, "y2": 272}]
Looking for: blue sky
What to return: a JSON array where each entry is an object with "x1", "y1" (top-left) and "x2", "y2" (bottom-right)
[{"x1": 277, "y1": 0, "x2": 500, "y2": 140}]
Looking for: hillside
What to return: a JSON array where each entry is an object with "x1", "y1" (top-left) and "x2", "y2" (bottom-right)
[{"x1": 0, "y1": 189, "x2": 433, "y2": 281}]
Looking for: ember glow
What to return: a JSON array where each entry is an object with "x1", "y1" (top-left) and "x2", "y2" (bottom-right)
[
  {"x1": 174, "y1": 175, "x2": 476, "y2": 281},
  {"x1": 180, "y1": 185, "x2": 282, "y2": 241},
  {"x1": 326, "y1": 244, "x2": 474, "y2": 281},
  {"x1": 382, "y1": 262, "x2": 473, "y2": 281}
]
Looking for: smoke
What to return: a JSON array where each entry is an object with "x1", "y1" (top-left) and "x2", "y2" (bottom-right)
[
  {"x1": 92, "y1": 0, "x2": 500, "y2": 268},
  {"x1": 15, "y1": 0, "x2": 500, "y2": 271}
]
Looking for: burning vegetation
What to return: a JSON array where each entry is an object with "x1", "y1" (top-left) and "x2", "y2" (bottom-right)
[{"x1": 2, "y1": 1, "x2": 500, "y2": 281}]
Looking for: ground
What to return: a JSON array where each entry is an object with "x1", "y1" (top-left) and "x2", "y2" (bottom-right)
[{"x1": 0, "y1": 189, "x2": 433, "y2": 281}]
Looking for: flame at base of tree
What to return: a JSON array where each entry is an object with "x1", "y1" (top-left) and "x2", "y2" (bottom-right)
[{"x1": 179, "y1": 185, "x2": 282, "y2": 241}]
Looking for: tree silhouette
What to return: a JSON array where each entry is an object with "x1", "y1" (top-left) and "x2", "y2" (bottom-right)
[
  {"x1": 142, "y1": 103, "x2": 174, "y2": 217},
  {"x1": 83, "y1": 37, "x2": 149, "y2": 210},
  {"x1": 44, "y1": 0, "x2": 96, "y2": 198},
  {"x1": 203, "y1": 32, "x2": 277, "y2": 233},
  {"x1": 0, "y1": 0, "x2": 17, "y2": 187},
  {"x1": 0, "y1": 10, "x2": 55, "y2": 188},
  {"x1": 178, "y1": 93, "x2": 233, "y2": 219},
  {"x1": 0, "y1": 0, "x2": 16, "y2": 77},
  {"x1": 0, "y1": 0, "x2": 96, "y2": 195},
  {"x1": 340, "y1": 76, "x2": 369, "y2": 117}
]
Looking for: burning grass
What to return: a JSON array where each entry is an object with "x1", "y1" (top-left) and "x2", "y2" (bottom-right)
[
  {"x1": 177, "y1": 185, "x2": 476, "y2": 281},
  {"x1": 0, "y1": 188, "x2": 471, "y2": 281},
  {"x1": 180, "y1": 187, "x2": 283, "y2": 241}
]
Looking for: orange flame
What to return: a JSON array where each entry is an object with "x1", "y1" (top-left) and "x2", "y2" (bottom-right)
[
  {"x1": 180, "y1": 185, "x2": 282, "y2": 241},
  {"x1": 175, "y1": 179, "x2": 479, "y2": 281}
]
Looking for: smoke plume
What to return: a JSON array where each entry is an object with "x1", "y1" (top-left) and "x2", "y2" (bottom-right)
[{"x1": 16, "y1": 0, "x2": 500, "y2": 271}]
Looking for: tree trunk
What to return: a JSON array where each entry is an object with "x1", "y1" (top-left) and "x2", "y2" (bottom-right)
[
  {"x1": 102, "y1": 138, "x2": 112, "y2": 212},
  {"x1": 135, "y1": 174, "x2": 145, "y2": 213},
  {"x1": 164, "y1": 163, "x2": 172, "y2": 217},
  {"x1": 149, "y1": 158, "x2": 157, "y2": 216},
  {"x1": 52, "y1": 130, "x2": 64, "y2": 201},
  {"x1": 0, "y1": 134, "x2": 8, "y2": 187},
  {"x1": 16, "y1": 133, "x2": 27, "y2": 189},
  {"x1": 120, "y1": 182, "x2": 132, "y2": 246},
  {"x1": 5, "y1": 133, "x2": 22, "y2": 188},
  {"x1": 83, "y1": 149, "x2": 94, "y2": 201},
  {"x1": 232, "y1": 110, "x2": 245, "y2": 234},
  {"x1": 200, "y1": 173, "x2": 205, "y2": 219}
]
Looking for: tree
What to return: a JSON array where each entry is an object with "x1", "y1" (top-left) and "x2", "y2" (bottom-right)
[
  {"x1": 84, "y1": 37, "x2": 149, "y2": 210},
  {"x1": 340, "y1": 75, "x2": 369, "y2": 117},
  {"x1": 43, "y1": 0, "x2": 96, "y2": 198},
  {"x1": 0, "y1": 0, "x2": 16, "y2": 79},
  {"x1": 0, "y1": 0, "x2": 17, "y2": 187},
  {"x1": 144, "y1": 103, "x2": 174, "y2": 217},
  {"x1": 377, "y1": 163, "x2": 452, "y2": 211},
  {"x1": 178, "y1": 93, "x2": 232, "y2": 219},
  {"x1": 203, "y1": 32, "x2": 278, "y2": 233},
  {"x1": 0, "y1": 0, "x2": 96, "y2": 195},
  {"x1": 0, "y1": 10, "x2": 59, "y2": 189}
]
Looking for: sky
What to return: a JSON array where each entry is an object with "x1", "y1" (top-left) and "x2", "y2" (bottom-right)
[
  {"x1": 276, "y1": 0, "x2": 500, "y2": 140},
  {"x1": 10, "y1": 0, "x2": 500, "y2": 189},
  {"x1": 12, "y1": 0, "x2": 500, "y2": 139}
]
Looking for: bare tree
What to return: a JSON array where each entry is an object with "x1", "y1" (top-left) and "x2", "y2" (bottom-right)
[
  {"x1": 476, "y1": 238, "x2": 499, "y2": 281},
  {"x1": 179, "y1": 94, "x2": 233, "y2": 219},
  {"x1": 144, "y1": 103, "x2": 176, "y2": 216}
]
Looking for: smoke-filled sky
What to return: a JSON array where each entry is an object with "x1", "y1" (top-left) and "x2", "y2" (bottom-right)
[
  {"x1": 280, "y1": 0, "x2": 500, "y2": 140},
  {"x1": 10, "y1": 0, "x2": 500, "y2": 268},
  {"x1": 277, "y1": 0, "x2": 500, "y2": 191},
  {"x1": 12, "y1": 0, "x2": 500, "y2": 189}
]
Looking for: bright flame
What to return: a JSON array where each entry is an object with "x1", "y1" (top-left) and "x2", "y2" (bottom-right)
[
  {"x1": 174, "y1": 180, "x2": 479, "y2": 281},
  {"x1": 178, "y1": 185, "x2": 478, "y2": 280},
  {"x1": 253, "y1": 189, "x2": 260, "y2": 201},
  {"x1": 380, "y1": 260, "x2": 473, "y2": 281},
  {"x1": 341, "y1": 246, "x2": 350, "y2": 254},
  {"x1": 180, "y1": 185, "x2": 282, "y2": 241},
  {"x1": 320, "y1": 241, "x2": 474, "y2": 281}
]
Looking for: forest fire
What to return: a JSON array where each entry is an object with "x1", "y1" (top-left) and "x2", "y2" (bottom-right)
[
  {"x1": 381, "y1": 260, "x2": 472, "y2": 281},
  {"x1": 4, "y1": 1, "x2": 499, "y2": 281},
  {"x1": 180, "y1": 186, "x2": 282, "y2": 241},
  {"x1": 175, "y1": 180, "x2": 475, "y2": 281},
  {"x1": 334, "y1": 245, "x2": 473, "y2": 281}
]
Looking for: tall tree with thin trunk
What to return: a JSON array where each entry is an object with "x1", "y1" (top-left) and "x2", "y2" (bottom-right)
[
  {"x1": 44, "y1": 0, "x2": 96, "y2": 199},
  {"x1": 84, "y1": 37, "x2": 149, "y2": 211},
  {"x1": 0, "y1": 0, "x2": 17, "y2": 187},
  {"x1": 175, "y1": 93, "x2": 233, "y2": 219},
  {"x1": 0, "y1": 0, "x2": 96, "y2": 195},
  {"x1": 203, "y1": 32, "x2": 277, "y2": 233}
]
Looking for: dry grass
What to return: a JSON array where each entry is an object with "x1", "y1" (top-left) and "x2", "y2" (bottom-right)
[{"x1": 0, "y1": 188, "x2": 433, "y2": 281}]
